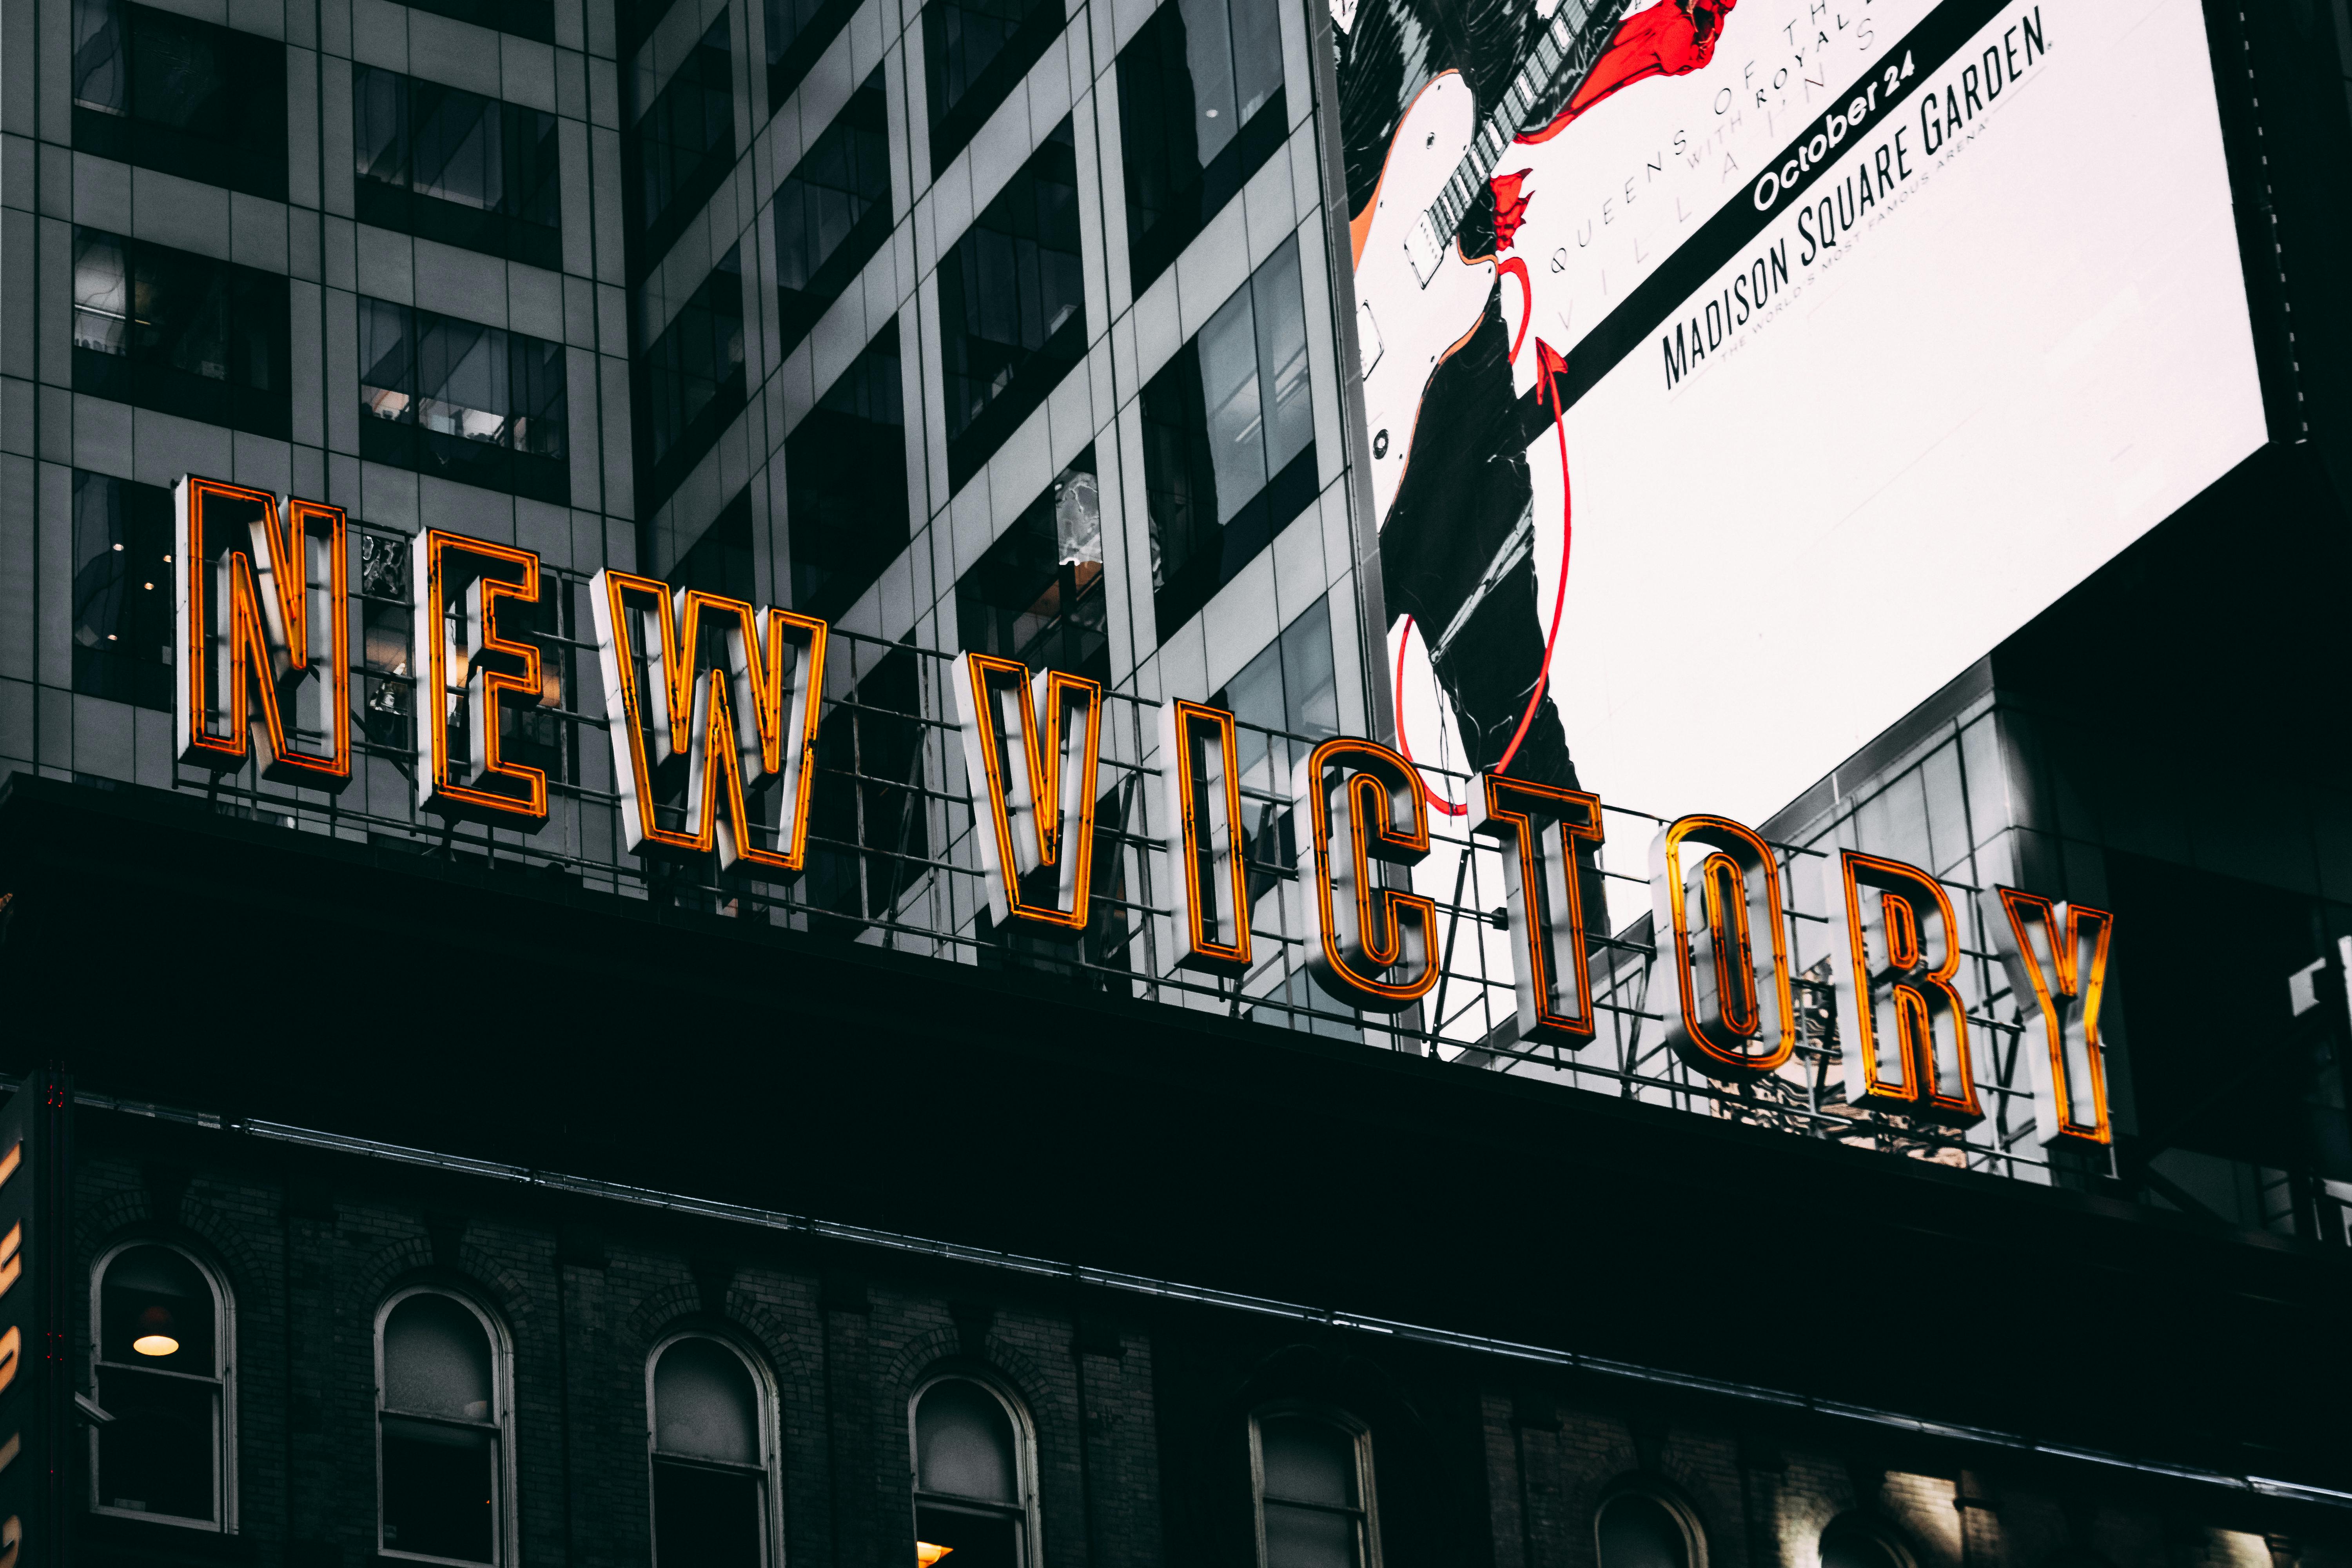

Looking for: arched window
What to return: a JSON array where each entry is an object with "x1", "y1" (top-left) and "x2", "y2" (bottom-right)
[
  {"x1": 1820, "y1": 1517, "x2": 1914, "y2": 1568},
  {"x1": 911, "y1": 1376, "x2": 1034, "y2": 1568},
  {"x1": 377, "y1": 1289, "x2": 513, "y2": 1565},
  {"x1": 90, "y1": 1242, "x2": 233, "y2": 1528},
  {"x1": 1595, "y1": 1489, "x2": 1706, "y2": 1568},
  {"x1": 649, "y1": 1335, "x2": 775, "y2": 1568},
  {"x1": 1250, "y1": 1407, "x2": 1378, "y2": 1568}
]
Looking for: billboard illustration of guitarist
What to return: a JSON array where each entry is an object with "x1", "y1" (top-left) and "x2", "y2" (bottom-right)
[{"x1": 1338, "y1": 0, "x2": 1735, "y2": 797}]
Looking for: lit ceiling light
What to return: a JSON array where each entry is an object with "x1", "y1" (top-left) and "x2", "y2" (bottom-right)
[
  {"x1": 111, "y1": 543, "x2": 123, "y2": 552},
  {"x1": 143, "y1": 582, "x2": 153, "y2": 590},
  {"x1": 915, "y1": 1546, "x2": 955, "y2": 1566},
  {"x1": 131, "y1": 1304, "x2": 179, "y2": 1357}
]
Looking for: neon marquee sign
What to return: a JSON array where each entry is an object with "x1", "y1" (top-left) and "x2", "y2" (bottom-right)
[{"x1": 170, "y1": 476, "x2": 2114, "y2": 1147}]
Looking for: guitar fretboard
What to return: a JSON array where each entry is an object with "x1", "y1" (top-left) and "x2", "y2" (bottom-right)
[{"x1": 1424, "y1": 0, "x2": 1629, "y2": 242}]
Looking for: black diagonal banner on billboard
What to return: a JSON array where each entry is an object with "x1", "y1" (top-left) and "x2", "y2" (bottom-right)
[
  {"x1": 1517, "y1": 0, "x2": 2018, "y2": 442},
  {"x1": 0, "y1": 1071, "x2": 72, "y2": 1568}
]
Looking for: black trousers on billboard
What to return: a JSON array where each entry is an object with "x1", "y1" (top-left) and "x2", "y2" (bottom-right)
[{"x1": 1379, "y1": 286, "x2": 1576, "y2": 791}]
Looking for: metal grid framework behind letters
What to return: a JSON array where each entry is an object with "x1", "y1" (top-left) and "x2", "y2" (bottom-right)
[{"x1": 191, "y1": 516, "x2": 2087, "y2": 1187}]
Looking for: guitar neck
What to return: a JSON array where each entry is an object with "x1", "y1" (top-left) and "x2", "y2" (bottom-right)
[{"x1": 1425, "y1": 0, "x2": 1628, "y2": 241}]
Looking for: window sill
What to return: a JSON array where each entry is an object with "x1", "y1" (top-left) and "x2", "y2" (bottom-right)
[
  {"x1": 355, "y1": 183, "x2": 561, "y2": 271},
  {"x1": 79, "y1": 1509, "x2": 248, "y2": 1557},
  {"x1": 75, "y1": 350, "x2": 292, "y2": 443},
  {"x1": 361, "y1": 419, "x2": 572, "y2": 507},
  {"x1": 73, "y1": 107, "x2": 287, "y2": 204},
  {"x1": 402, "y1": 0, "x2": 555, "y2": 42}
]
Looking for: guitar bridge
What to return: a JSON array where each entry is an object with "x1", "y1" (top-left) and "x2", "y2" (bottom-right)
[{"x1": 1405, "y1": 214, "x2": 1446, "y2": 287}]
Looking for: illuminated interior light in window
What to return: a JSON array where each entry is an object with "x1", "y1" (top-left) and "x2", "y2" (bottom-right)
[{"x1": 132, "y1": 1304, "x2": 179, "y2": 1357}]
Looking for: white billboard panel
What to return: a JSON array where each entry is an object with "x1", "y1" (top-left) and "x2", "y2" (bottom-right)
[{"x1": 1347, "y1": 0, "x2": 2266, "y2": 843}]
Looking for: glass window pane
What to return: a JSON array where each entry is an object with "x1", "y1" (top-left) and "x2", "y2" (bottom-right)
[
  {"x1": 71, "y1": 470, "x2": 175, "y2": 708},
  {"x1": 915, "y1": 1381, "x2": 1017, "y2": 1503},
  {"x1": 97, "y1": 1367, "x2": 215, "y2": 1521},
  {"x1": 765, "y1": 0, "x2": 826, "y2": 64},
  {"x1": 653, "y1": 1339, "x2": 759, "y2": 1465},
  {"x1": 504, "y1": 104, "x2": 561, "y2": 227},
  {"x1": 1597, "y1": 1495, "x2": 1690, "y2": 1568},
  {"x1": 415, "y1": 312, "x2": 510, "y2": 444},
  {"x1": 925, "y1": 0, "x2": 1033, "y2": 123},
  {"x1": 130, "y1": 9, "x2": 230, "y2": 135},
  {"x1": 361, "y1": 298, "x2": 416, "y2": 423},
  {"x1": 382, "y1": 1294, "x2": 494, "y2": 1421},
  {"x1": 101, "y1": 1245, "x2": 217, "y2": 1373},
  {"x1": 936, "y1": 123, "x2": 1083, "y2": 453},
  {"x1": 1259, "y1": 1416, "x2": 1355, "y2": 1507},
  {"x1": 134, "y1": 245, "x2": 231, "y2": 380},
  {"x1": 786, "y1": 321, "x2": 907, "y2": 622},
  {"x1": 1138, "y1": 343, "x2": 1208, "y2": 590},
  {"x1": 1221, "y1": 636, "x2": 1284, "y2": 793},
  {"x1": 1277, "y1": 595, "x2": 1338, "y2": 741},
  {"x1": 1198, "y1": 284, "x2": 1264, "y2": 524},
  {"x1": 773, "y1": 80, "x2": 887, "y2": 293},
  {"x1": 1264, "y1": 1500, "x2": 1356, "y2": 1568},
  {"x1": 635, "y1": 17, "x2": 732, "y2": 236},
  {"x1": 1252, "y1": 239, "x2": 1312, "y2": 476},
  {"x1": 642, "y1": 247, "x2": 744, "y2": 468},
  {"x1": 509, "y1": 331, "x2": 568, "y2": 458},
  {"x1": 1175, "y1": 0, "x2": 1238, "y2": 165},
  {"x1": 1114, "y1": 8, "x2": 1197, "y2": 254},
  {"x1": 1227, "y1": 0, "x2": 1280, "y2": 125},
  {"x1": 381, "y1": 1416, "x2": 496, "y2": 1563},
  {"x1": 73, "y1": 0, "x2": 126, "y2": 114},
  {"x1": 654, "y1": 1460, "x2": 763, "y2": 1568},
  {"x1": 411, "y1": 81, "x2": 503, "y2": 211},
  {"x1": 228, "y1": 266, "x2": 284, "y2": 392},
  {"x1": 915, "y1": 1504, "x2": 1021, "y2": 1568},
  {"x1": 73, "y1": 229, "x2": 130, "y2": 355},
  {"x1": 354, "y1": 64, "x2": 408, "y2": 188}
]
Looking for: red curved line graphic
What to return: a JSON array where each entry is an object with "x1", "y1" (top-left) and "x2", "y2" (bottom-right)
[
  {"x1": 1497, "y1": 256, "x2": 1533, "y2": 366},
  {"x1": 1396, "y1": 614, "x2": 1469, "y2": 818}
]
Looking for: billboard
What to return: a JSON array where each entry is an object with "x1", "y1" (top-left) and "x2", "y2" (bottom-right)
[{"x1": 1339, "y1": 0, "x2": 2267, "y2": 861}]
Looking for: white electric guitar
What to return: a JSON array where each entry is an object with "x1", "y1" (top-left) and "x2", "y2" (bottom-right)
[{"x1": 1352, "y1": 0, "x2": 1630, "y2": 527}]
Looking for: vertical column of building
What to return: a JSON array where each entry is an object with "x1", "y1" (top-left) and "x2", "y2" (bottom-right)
[
  {"x1": 1481, "y1": 1389, "x2": 1531, "y2": 1568},
  {"x1": 552, "y1": 1222, "x2": 621, "y2": 1568},
  {"x1": 819, "y1": 1267, "x2": 880, "y2": 1568},
  {"x1": 1071, "y1": 1310, "x2": 1165, "y2": 1568},
  {"x1": 281, "y1": 1174, "x2": 344, "y2": 1565}
]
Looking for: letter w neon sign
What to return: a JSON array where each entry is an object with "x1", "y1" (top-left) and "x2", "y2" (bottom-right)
[{"x1": 590, "y1": 570, "x2": 828, "y2": 876}]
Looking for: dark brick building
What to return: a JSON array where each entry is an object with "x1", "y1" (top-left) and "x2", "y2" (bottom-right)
[{"x1": 6, "y1": 771, "x2": 2352, "y2": 1568}]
